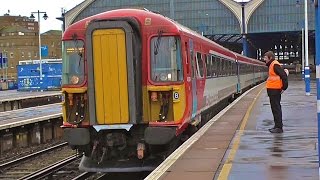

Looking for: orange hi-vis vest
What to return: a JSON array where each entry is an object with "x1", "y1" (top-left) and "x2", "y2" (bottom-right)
[{"x1": 266, "y1": 60, "x2": 283, "y2": 89}]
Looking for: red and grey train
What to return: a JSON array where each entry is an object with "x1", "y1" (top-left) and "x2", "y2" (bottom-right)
[{"x1": 61, "y1": 8, "x2": 268, "y2": 172}]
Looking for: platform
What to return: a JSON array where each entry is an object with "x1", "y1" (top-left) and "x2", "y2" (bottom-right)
[
  {"x1": 0, "y1": 103, "x2": 62, "y2": 130},
  {"x1": 0, "y1": 90, "x2": 61, "y2": 102},
  {"x1": 0, "y1": 90, "x2": 61, "y2": 112},
  {"x1": 146, "y1": 77, "x2": 318, "y2": 180}
]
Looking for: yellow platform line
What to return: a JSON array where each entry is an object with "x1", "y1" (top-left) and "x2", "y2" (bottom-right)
[{"x1": 217, "y1": 87, "x2": 264, "y2": 180}]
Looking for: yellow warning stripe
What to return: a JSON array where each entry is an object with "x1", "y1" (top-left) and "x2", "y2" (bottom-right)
[{"x1": 217, "y1": 87, "x2": 264, "y2": 180}]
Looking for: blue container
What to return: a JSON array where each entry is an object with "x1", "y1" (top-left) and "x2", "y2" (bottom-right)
[{"x1": 17, "y1": 63, "x2": 62, "y2": 91}]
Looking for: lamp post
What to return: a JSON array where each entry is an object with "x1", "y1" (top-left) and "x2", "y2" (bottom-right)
[{"x1": 30, "y1": 10, "x2": 48, "y2": 81}]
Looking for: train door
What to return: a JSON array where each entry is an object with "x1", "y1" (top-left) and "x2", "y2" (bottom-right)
[
  {"x1": 91, "y1": 29, "x2": 129, "y2": 124},
  {"x1": 184, "y1": 41, "x2": 192, "y2": 119},
  {"x1": 189, "y1": 39, "x2": 197, "y2": 118}
]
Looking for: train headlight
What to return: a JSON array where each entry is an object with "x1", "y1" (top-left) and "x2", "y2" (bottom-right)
[
  {"x1": 160, "y1": 73, "x2": 168, "y2": 81},
  {"x1": 70, "y1": 75, "x2": 80, "y2": 84}
]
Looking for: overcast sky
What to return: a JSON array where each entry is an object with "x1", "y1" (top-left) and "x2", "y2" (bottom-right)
[{"x1": 0, "y1": 0, "x2": 84, "y2": 33}]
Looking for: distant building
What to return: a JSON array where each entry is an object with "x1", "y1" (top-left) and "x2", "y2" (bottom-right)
[{"x1": 0, "y1": 13, "x2": 62, "y2": 80}]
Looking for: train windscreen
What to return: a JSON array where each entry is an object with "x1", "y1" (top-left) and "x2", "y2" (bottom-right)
[
  {"x1": 62, "y1": 40, "x2": 85, "y2": 85},
  {"x1": 150, "y1": 36, "x2": 183, "y2": 82}
]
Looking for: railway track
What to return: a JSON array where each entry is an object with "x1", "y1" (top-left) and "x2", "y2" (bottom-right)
[
  {"x1": 19, "y1": 154, "x2": 81, "y2": 180},
  {"x1": 0, "y1": 142, "x2": 76, "y2": 179},
  {"x1": 0, "y1": 140, "x2": 66, "y2": 164}
]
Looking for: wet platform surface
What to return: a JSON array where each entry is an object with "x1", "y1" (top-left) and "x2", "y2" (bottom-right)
[
  {"x1": 146, "y1": 77, "x2": 318, "y2": 180},
  {"x1": 0, "y1": 103, "x2": 62, "y2": 130},
  {"x1": 0, "y1": 90, "x2": 61, "y2": 102},
  {"x1": 225, "y1": 80, "x2": 318, "y2": 180}
]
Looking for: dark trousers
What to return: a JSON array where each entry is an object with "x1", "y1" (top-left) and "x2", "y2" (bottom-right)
[{"x1": 269, "y1": 94, "x2": 283, "y2": 129}]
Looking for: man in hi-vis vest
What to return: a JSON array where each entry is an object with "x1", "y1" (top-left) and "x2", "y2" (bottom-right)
[{"x1": 264, "y1": 51, "x2": 288, "y2": 133}]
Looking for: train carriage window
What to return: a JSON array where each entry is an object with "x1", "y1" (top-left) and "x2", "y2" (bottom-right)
[
  {"x1": 229, "y1": 61, "x2": 231, "y2": 75},
  {"x1": 243, "y1": 64, "x2": 247, "y2": 74},
  {"x1": 224, "y1": 60, "x2": 228, "y2": 76},
  {"x1": 223, "y1": 60, "x2": 227, "y2": 76},
  {"x1": 211, "y1": 56, "x2": 217, "y2": 77},
  {"x1": 227, "y1": 60, "x2": 231, "y2": 76},
  {"x1": 243, "y1": 64, "x2": 245, "y2": 74},
  {"x1": 206, "y1": 54, "x2": 211, "y2": 78},
  {"x1": 230, "y1": 61, "x2": 233, "y2": 76},
  {"x1": 246, "y1": 64, "x2": 248, "y2": 74},
  {"x1": 151, "y1": 36, "x2": 183, "y2": 82},
  {"x1": 196, "y1": 52, "x2": 204, "y2": 78},
  {"x1": 221, "y1": 59, "x2": 226, "y2": 76},
  {"x1": 232, "y1": 61, "x2": 236, "y2": 75},
  {"x1": 217, "y1": 58, "x2": 221, "y2": 76},
  {"x1": 225, "y1": 60, "x2": 228, "y2": 76},
  {"x1": 184, "y1": 42, "x2": 189, "y2": 75}
]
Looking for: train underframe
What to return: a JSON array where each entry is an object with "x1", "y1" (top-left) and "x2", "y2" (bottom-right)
[{"x1": 67, "y1": 124, "x2": 184, "y2": 172}]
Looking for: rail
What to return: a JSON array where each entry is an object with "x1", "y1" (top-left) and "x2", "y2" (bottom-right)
[{"x1": 0, "y1": 142, "x2": 68, "y2": 170}]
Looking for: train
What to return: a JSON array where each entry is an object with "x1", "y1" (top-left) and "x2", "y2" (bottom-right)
[{"x1": 61, "y1": 8, "x2": 268, "y2": 172}]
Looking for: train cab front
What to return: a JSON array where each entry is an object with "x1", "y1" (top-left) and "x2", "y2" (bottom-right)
[
  {"x1": 61, "y1": 18, "x2": 151, "y2": 172},
  {"x1": 144, "y1": 35, "x2": 188, "y2": 146},
  {"x1": 61, "y1": 38, "x2": 90, "y2": 148}
]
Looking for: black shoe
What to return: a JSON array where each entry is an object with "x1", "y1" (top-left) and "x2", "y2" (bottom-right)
[
  {"x1": 269, "y1": 128, "x2": 283, "y2": 133},
  {"x1": 268, "y1": 127, "x2": 276, "y2": 131}
]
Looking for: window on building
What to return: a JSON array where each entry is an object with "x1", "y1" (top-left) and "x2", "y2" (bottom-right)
[
  {"x1": 21, "y1": 52, "x2": 24, "y2": 58},
  {"x1": 11, "y1": 42, "x2": 14, "y2": 46},
  {"x1": 51, "y1": 42, "x2": 55, "y2": 47},
  {"x1": 10, "y1": 52, "x2": 13, "y2": 58},
  {"x1": 28, "y1": 52, "x2": 31, "y2": 58},
  {"x1": 6, "y1": 42, "x2": 9, "y2": 46},
  {"x1": 34, "y1": 52, "x2": 37, "y2": 57},
  {"x1": 18, "y1": 32, "x2": 24, "y2": 36}
]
